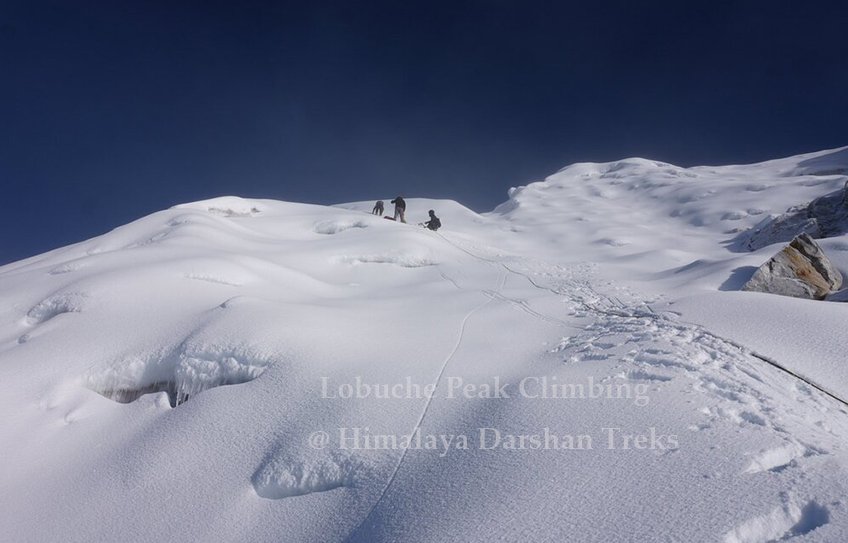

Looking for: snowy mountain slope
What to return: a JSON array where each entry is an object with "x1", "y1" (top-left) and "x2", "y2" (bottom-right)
[
  {"x1": 2, "y1": 147, "x2": 848, "y2": 542},
  {"x1": 479, "y1": 146, "x2": 848, "y2": 407}
]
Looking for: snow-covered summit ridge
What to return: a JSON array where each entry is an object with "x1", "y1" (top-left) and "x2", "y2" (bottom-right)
[{"x1": 497, "y1": 146, "x2": 848, "y2": 235}]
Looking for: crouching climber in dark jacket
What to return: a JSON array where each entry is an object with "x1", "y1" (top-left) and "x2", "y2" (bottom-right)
[{"x1": 424, "y1": 209, "x2": 441, "y2": 231}]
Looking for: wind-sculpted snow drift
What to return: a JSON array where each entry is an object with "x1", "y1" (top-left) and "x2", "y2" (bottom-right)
[
  {"x1": 85, "y1": 343, "x2": 270, "y2": 407},
  {"x1": 2, "y1": 149, "x2": 848, "y2": 542}
]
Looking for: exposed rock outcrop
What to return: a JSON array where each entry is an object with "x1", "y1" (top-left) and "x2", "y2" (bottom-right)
[
  {"x1": 742, "y1": 234, "x2": 843, "y2": 300},
  {"x1": 740, "y1": 182, "x2": 848, "y2": 251}
]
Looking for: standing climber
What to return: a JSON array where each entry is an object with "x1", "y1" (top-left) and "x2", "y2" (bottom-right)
[
  {"x1": 372, "y1": 200, "x2": 384, "y2": 215},
  {"x1": 424, "y1": 209, "x2": 441, "y2": 231},
  {"x1": 390, "y1": 196, "x2": 406, "y2": 223}
]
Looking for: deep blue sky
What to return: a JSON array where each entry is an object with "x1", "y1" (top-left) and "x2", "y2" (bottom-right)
[{"x1": 2, "y1": 1, "x2": 847, "y2": 264}]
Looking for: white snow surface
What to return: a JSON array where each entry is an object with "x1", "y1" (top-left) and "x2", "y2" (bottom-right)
[{"x1": 3, "y1": 146, "x2": 848, "y2": 542}]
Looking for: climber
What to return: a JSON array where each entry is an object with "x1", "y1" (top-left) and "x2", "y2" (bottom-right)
[
  {"x1": 424, "y1": 209, "x2": 441, "y2": 231},
  {"x1": 390, "y1": 196, "x2": 406, "y2": 223}
]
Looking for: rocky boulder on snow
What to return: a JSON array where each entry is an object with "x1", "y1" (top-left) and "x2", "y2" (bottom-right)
[{"x1": 742, "y1": 233, "x2": 843, "y2": 300}]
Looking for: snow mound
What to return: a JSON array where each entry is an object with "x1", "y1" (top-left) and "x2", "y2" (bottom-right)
[
  {"x1": 743, "y1": 441, "x2": 817, "y2": 474},
  {"x1": 338, "y1": 253, "x2": 437, "y2": 268},
  {"x1": 252, "y1": 450, "x2": 370, "y2": 499},
  {"x1": 174, "y1": 196, "x2": 264, "y2": 217},
  {"x1": 314, "y1": 219, "x2": 370, "y2": 234},
  {"x1": 85, "y1": 342, "x2": 270, "y2": 407},
  {"x1": 724, "y1": 499, "x2": 830, "y2": 543},
  {"x1": 25, "y1": 291, "x2": 88, "y2": 325}
]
